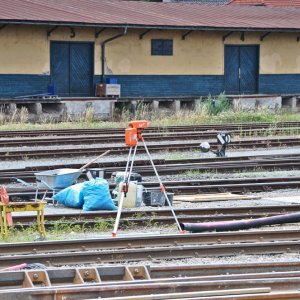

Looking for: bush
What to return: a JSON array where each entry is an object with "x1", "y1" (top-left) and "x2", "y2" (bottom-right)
[{"x1": 201, "y1": 93, "x2": 229, "y2": 115}]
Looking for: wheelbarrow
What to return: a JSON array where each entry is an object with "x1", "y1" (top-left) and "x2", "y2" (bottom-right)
[
  {"x1": 12, "y1": 150, "x2": 110, "y2": 203},
  {"x1": 35, "y1": 168, "x2": 83, "y2": 190},
  {"x1": 12, "y1": 169, "x2": 83, "y2": 204}
]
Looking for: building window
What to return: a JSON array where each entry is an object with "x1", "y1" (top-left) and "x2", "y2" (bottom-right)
[{"x1": 151, "y1": 39, "x2": 173, "y2": 56}]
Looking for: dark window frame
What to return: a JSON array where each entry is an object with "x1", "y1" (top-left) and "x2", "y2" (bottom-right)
[{"x1": 151, "y1": 39, "x2": 173, "y2": 56}]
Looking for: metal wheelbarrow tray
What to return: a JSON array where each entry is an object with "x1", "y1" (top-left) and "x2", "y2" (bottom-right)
[{"x1": 34, "y1": 169, "x2": 82, "y2": 190}]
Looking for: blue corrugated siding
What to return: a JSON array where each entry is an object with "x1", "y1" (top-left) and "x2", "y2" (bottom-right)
[
  {"x1": 1, "y1": 74, "x2": 300, "y2": 98},
  {"x1": 260, "y1": 74, "x2": 300, "y2": 94},
  {"x1": 94, "y1": 75, "x2": 224, "y2": 97},
  {"x1": 0, "y1": 75, "x2": 50, "y2": 97}
]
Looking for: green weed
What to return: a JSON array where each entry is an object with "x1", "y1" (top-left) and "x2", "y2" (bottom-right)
[
  {"x1": 93, "y1": 217, "x2": 114, "y2": 232},
  {"x1": 185, "y1": 169, "x2": 219, "y2": 177}
]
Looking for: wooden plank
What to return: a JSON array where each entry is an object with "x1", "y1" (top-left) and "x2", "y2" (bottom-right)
[{"x1": 174, "y1": 193, "x2": 260, "y2": 202}]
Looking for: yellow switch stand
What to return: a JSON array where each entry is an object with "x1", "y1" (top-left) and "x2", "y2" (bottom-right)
[{"x1": 0, "y1": 201, "x2": 47, "y2": 240}]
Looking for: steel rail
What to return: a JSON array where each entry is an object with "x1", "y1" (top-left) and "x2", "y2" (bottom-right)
[
  {"x1": 1, "y1": 128, "x2": 298, "y2": 147},
  {"x1": 2, "y1": 229, "x2": 300, "y2": 255},
  {"x1": 8, "y1": 161, "x2": 300, "y2": 181},
  {"x1": 3, "y1": 230, "x2": 300, "y2": 266},
  {"x1": 0, "y1": 270, "x2": 298, "y2": 299},
  {"x1": 2, "y1": 262, "x2": 300, "y2": 298},
  {"x1": 3, "y1": 277, "x2": 300, "y2": 300},
  {"x1": 5, "y1": 204, "x2": 300, "y2": 224},
  {"x1": 3, "y1": 153, "x2": 300, "y2": 180},
  {"x1": 101, "y1": 160, "x2": 300, "y2": 177},
  {"x1": 151, "y1": 261, "x2": 300, "y2": 278},
  {"x1": 2, "y1": 261, "x2": 300, "y2": 283},
  {"x1": 8, "y1": 213, "x2": 295, "y2": 230},
  {"x1": 2, "y1": 240, "x2": 300, "y2": 267},
  {"x1": 0, "y1": 121, "x2": 298, "y2": 137},
  {"x1": 1, "y1": 137, "x2": 300, "y2": 160},
  {"x1": 6, "y1": 176, "x2": 300, "y2": 200}
]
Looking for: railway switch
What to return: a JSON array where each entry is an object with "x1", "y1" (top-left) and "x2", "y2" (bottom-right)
[{"x1": 200, "y1": 132, "x2": 231, "y2": 157}]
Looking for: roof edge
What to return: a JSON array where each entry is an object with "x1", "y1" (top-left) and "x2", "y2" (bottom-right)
[{"x1": 0, "y1": 20, "x2": 300, "y2": 32}]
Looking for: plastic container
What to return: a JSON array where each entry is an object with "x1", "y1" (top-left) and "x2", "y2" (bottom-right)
[
  {"x1": 118, "y1": 182, "x2": 143, "y2": 208},
  {"x1": 142, "y1": 190, "x2": 174, "y2": 207},
  {"x1": 47, "y1": 83, "x2": 55, "y2": 95},
  {"x1": 106, "y1": 78, "x2": 118, "y2": 84}
]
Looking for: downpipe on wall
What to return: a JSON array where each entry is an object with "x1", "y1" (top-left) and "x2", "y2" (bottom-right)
[{"x1": 101, "y1": 27, "x2": 128, "y2": 83}]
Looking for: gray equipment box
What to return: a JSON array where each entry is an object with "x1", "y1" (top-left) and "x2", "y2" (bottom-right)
[{"x1": 142, "y1": 190, "x2": 174, "y2": 207}]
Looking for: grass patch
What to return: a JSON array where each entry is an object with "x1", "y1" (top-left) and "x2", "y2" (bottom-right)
[
  {"x1": 0, "y1": 218, "x2": 115, "y2": 243},
  {"x1": 185, "y1": 169, "x2": 219, "y2": 177},
  {"x1": 167, "y1": 153, "x2": 191, "y2": 160},
  {"x1": 0, "y1": 94, "x2": 299, "y2": 131},
  {"x1": 0, "y1": 215, "x2": 166, "y2": 243}
]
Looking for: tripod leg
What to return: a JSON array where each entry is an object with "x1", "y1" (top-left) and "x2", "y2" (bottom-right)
[
  {"x1": 112, "y1": 144, "x2": 138, "y2": 237},
  {"x1": 123, "y1": 146, "x2": 133, "y2": 182},
  {"x1": 141, "y1": 138, "x2": 184, "y2": 233}
]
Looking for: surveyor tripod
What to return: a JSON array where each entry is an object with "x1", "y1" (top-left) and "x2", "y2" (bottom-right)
[{"x1": 112, "y1": 120, "x2": 183, "y2": 237}]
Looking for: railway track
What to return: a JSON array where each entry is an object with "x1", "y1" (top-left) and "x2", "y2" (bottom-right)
[
  {"x1": 3, "y1": 204, "x2": 300, "y2": 227},
  {"x1": 1, "y1": 127, "x2": 299, "y2": 148},
  {"x1": 3, "y1": 152, "x2": 299, "y2": 174},
  {"x1": 2, "y1": 229, "x2": 300, "y2": 256},
  {"x1": 2, "y1": 261, "x2": 300, "y2": 299},
  {"x1": 2, "y1": 153, "x2": 300, "y2": 181},
  {"x1": 2, "y1": 272, "x2": 300, "y2": 299},
  {"x1": 6, "y1": 176, "x2": 300, "y2": 200},
  {"x1": 0, "y1": 121, "x2": 299, "y2": 138},
  {"x1": 1, "y1": 136, "x2": 300, "y2": 161},
  {"x1": 1, "y1": 122, "x2": 300, "y2": 299},
  {"x1": 2, "y1": 229, "x2": 300, "y2": 267}
]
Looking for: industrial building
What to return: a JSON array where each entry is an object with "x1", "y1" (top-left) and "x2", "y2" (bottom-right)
[{"x1": 0, "y1": 0, "x2": 300, "y2": 100}]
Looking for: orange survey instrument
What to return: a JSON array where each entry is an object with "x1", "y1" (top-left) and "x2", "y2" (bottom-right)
[
  {"x1": 0, "y1": 186, "x2": 13, "y2": 226},
  {"x1": 125, "y1": 127, "x2": 138, "y2": 147},
  {"x1": 125, "y1": 120, "x2": 149, "y2": 147},
  {"x1": 113, "y1": 120, "x2": 183, "y2": 237},
  {"x1": 128, "y1": 120, "x2": 149, "y2": 129}
]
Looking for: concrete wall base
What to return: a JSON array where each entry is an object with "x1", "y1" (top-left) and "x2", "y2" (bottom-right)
[
  {"x1": 232, "y1": 96, "x2": 282, "y2": 111},
  {"x1": 0, "y1": 95, "x2": 298, "y2": 123},
  {"x1": 0, "y1": 99, "x2": 116, "y2": 122},
  {"x1": 282, "y1": 96, "x2": 300, "y2": 112}
]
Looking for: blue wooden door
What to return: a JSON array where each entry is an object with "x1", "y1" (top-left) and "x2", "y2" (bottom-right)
[
  {"x1": 51, "y1": 42, "x2": 94, "y2": 97},
  {"x1": 224, "y1": 46, "x2": 240, "y2": 94},
  {"x1": 50, "y1": 43, "x2": 70, "y2": 97},
  {"x1": 224, "y1": 45, "x2": 259, "y2": 95},
  {"x1": 240, "y1": 46, "x2": 259, "y2": 94}
]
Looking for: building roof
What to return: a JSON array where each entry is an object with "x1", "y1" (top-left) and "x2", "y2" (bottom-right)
[
  {"x1": 229, "y1": 0, "x2": 300, "y2": 6},
  {"x1": 0, "y1": 0, "x2": 300, "y2": 31},
  {"x1": 165, "y1": 0, "x2": 229, "y2": 4}
]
